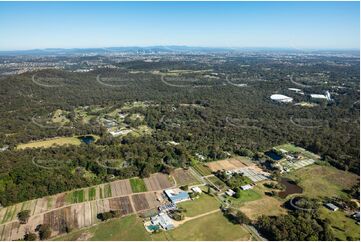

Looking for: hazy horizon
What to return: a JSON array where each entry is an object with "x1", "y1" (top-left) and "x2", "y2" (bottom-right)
[{"x1": 0, "y1": 1, "x2": 359, "y2": 51}]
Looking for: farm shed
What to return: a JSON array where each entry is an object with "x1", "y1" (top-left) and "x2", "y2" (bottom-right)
[
  {"x1": 241, "y1": 184, "x2": 253, "y2": 190},
  {"x1": 164, "y1": 188, "x2": 190, "y2": 204},
  {"x1": 325, "y1": 203, "x2": 339, "y2": 211}
]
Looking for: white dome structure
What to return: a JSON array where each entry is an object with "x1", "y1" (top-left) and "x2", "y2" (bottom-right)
[{"x1": 270, "y1": 94, "x2": 293, "y2": 103}]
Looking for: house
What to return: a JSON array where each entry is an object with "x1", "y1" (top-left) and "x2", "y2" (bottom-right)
[
  {"x1": 225, "y1": 189, "x2": 235, "y2": 196},
  {"x1": 325, "y1": 203, "x2": 339, "y2": 211},
  {"x1": 164, "y1": 188, "x2": 190, "y2": 204},
  {"x1": 150, "y1": 212, "x2": 175, "y2": 230},
  {"x1": 191, "y1": 186, "x2": 202, "y2": 194},
  {"x1": 240, "y1": 184, "x2": 253, "y2": 190}
]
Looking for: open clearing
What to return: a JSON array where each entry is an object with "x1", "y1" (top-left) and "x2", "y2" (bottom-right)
[
  {"x1": 178, "y1": 193, "x2": 220, "y2": 217},
  {"x1": 16, "y1": 136, "x2": 82, "y2": 149},
  {"x1": 228, "y1": 189, "x2": 262, "y2": 207},
  {"x1": 54, "y1": 211, "x2": 254, "y2": 241},
  {"x1": 172, "y1": 168, "x2": 200, "y2": 186},
  {"x1": 54, "y1": 215, "x2": 150, "y2": 241},
  {"x1": 319, "y1": 207, "x2": 360, "y2": 240},
  {"x1": 239, "y1": 195, "x2": 287, "y2": 220},
  {"x1": 151, "y1": 211, "x2": 254, "y2": 241},
  {"x1": 285, "y1": 165, "x2": 359, "y2": 198},
  {"x1": 16, "y1": 135, "x2": 100, "y2": 150},
  {"x1": 207, "y1": 156, "x2": 253, "y2": 172}
]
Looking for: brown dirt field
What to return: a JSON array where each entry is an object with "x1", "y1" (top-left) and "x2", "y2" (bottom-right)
[
  {"x1": 132, "y1": 194, "x2": 150, "y2": 211},
  {"x1": 108, "y1": 196, "x2": 133, "y2": 215},
  {"x1": 172, "y1": 169, "x2": 199, "y2": 186},
  {"x1": 207, "y1": 157, "x2": 249, "y2": 172},
  {"x1": 33, "y1": 197, "x2": 48, "y2": 214},
  {"x1": 55, "y1": 193, "x2": 66, "y2": 208},
  {"x1": 72, "y1": 203, "x2": 85, "y2": 229},
  {"x1": 145, "y1": 192, "x2": 162, "y2": 209},
  {"x1": 228, "y1": 158, "x2": 248, "y2": 168},
  {"x1": 90, "y1": 201, "x2": 98, "y2": 224},
  {"x1": 0, "y1": 207, "x2": 7, "y2": 223},
  {"x1": 43, "y1": 207, "x2": 74, "y2": 234},
  {"x1": 23, "y1": 200, "x2": 37, "y2": 216},
  {"x1": 144, "y1": 173, "x2": 173, "y2": 191},
  {"x1": 239, "y1": 196, "x2": 287, "y2": 220},
  {"x1": 1, "y1": 222, "x2": 15, "y2": 240},
  {"x1": 110, "y1": 179, "x2": 132, "y2": 197},
  {"x1": 0, "y1": 195, "x2": 137, "y2": 241}
]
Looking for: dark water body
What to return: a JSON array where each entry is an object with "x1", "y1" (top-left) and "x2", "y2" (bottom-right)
[
  {"x1": 278, "y1": 178, "x2": 303, "y2": 199},
  {"x1": 78, "y1": 135, "x2": 95, "y2": 144},
  {"x1": 265, "y1": 150, "x2": 282, "y2": 160}
]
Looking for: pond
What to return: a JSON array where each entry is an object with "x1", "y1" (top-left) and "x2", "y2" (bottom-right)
[
  {"x1": 78, "y1": 135, "x2": 95, "y2": 144},
  {"x1": 265, "y1": 150, "x2": 282, "y2": 161},
  {"x1": 278, "y1": 178, "x2": 303, "y2": 199}
]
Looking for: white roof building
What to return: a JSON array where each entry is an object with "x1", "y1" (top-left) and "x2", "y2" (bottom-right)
[
  {"x1": 310, "y1": 94, "x2": 328, "y2": 99},
  {"x1": 225, "y1": 189, "x2": 236, "y2": 196},
  {"x1": 241, "y1": 184, "x2": 253, "y2": 190},
  {"x1": 270, "y1": 94, "x2": 293, "y2": 103},
  {"x1": 191, "y1": 186, "x2": 202, "y2": 194},
  {"x1": 288, "y1": 88, "x2": 302, "y2": 92},
  {"x1": 151, "y1": 212, "x2": 175, "y2": 230}
]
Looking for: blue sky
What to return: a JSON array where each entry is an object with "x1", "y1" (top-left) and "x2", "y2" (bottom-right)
[{"x1": 0, "y1": 1, "x2": 359, "y2": 50}]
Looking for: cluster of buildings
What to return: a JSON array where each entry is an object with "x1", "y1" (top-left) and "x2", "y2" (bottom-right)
[
  {"x1": 270, "y1": 89, "x2": 332, "y2": 105},
  {"x1": 145, "y1": 187, "x2": 202, "y2": 232},
  {"x1": 100, "y1": 112, "x2": 132, "y2": 137}
]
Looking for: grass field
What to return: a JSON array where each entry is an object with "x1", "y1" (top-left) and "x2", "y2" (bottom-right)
[
  {"x1": 239, "y1": 194, "x2": 287, "y2": 220},
  {"x1": 227, "y1": 189, "x2": 262, "y2": 206},
  {"x1": 88, "y1": 187, "x2": 96, "y2": 201},
  {"x1": 178, "y1": 193, "x2": 220, "y2": 217},
  {"x1": 151, "y1": 211, "x2": 254, "y2": 241},
  {"x1": 284, "y1": 165, "x2": 359, "y2": 198},
  {"x1": 16, "y1": 136, "x2": 82, "y2": 149},
  {"x1": 192, "y1": 163, "x2": 212, "y2": 176},
  {"x1": 130, "y1": 178, "x2": 147, "y2": 193},
  {"x1": 54, "y1": 215, "x2": 150, "y2": 241},
  {"x1": 55, "y1": 212, "x2": 253, "y2": 241},
  {"x1": 104, "y1": 184, "x2": 112, "y2": 198},
  {"x1": 319, "y1": 208, "x2": 360, "y2": 241},
  {"x1": 66, "y1": 190, "x2": 85, "y2": 203},
  {"x1": 275, "y1": 143, "x2": 320, "y2": 160}
]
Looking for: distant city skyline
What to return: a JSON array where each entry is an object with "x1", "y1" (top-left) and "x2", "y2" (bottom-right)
[{"x1": 0, "y1": 1, "x2": 359, "y2": 51}]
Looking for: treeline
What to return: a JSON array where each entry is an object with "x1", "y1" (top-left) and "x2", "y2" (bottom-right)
[{"x1": 256, "y1": 211, "x2": 335, "y2": 241}]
